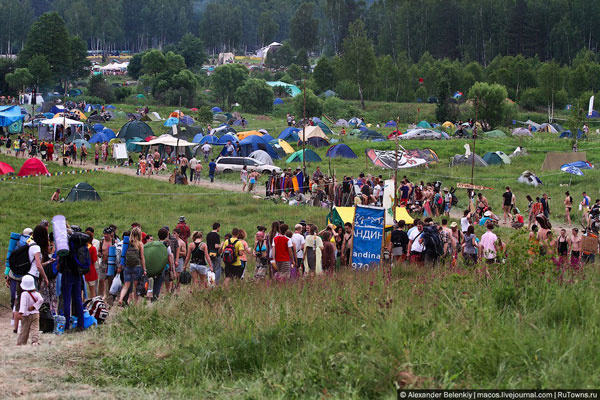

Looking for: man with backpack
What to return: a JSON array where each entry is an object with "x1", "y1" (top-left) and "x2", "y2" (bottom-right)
[
  {"x1": 421, "y1": 221, "x2": 444, "y2": 265},
  {"x1": 222, "y1": 228, "x2": 244, "y2": 286},
  {"x1": 59, "y1": 227, "x2": 90, "y2": 331}
]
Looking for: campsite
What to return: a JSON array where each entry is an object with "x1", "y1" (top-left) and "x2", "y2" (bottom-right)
[{"x1": 3, "y1": 1, "x2": 600, "y2": 397}]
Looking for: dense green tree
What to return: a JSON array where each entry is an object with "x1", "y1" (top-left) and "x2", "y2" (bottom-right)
[
  {"x1": 257, "y1": 11, "x2": 279, "y2": 47},
  {"x1": 174, "y1": 34, "x2": 207, "y2": 71},
  {"x1": 211, "y1": 63, "x2": 248, "y2": 109},
  {"x1": 290, "y1": 2, "x2": 318, "y2": 52},
  {"x1": 141, "y1": 50, "x2": 167, "y2": 76},
  {"x1": 293, "y1": 88, "x2": 323, "y2": 118},
  {"x1": 127, "y1": 52, "x2": 145, "y2": 80},
  {"x1": 235, "y1": 78, "x2": 274, "y2": 114},
  {"x1": 313, "y1": 57, "x2": 336, "y2": 92},
  {"x1": 468, "y1": 82, "x2": 511, "y2": 127},
  {"x1": 5, "y1": 68, "x2": 32, "y2": 93},
  {"x1": 27, "y1": 55, "x2": 52, "y2": 88},
  {"x1": 538, "y1": 61, "x2": 564, "y2": 116},
  {"x1": 341, "y1": 20, "x2": 376, "y2": 109},
  {"x1": 196, "y1": 106, "x2": 213, "y2": 125},
  {"x1": 265, "y1": 41, "x2": 295, "y2": 68},
  {"x1": 88, "y1": 74, "x2": 114, "y2": 102}
]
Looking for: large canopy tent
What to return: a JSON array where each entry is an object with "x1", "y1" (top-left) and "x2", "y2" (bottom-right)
[
  {"x1": 18, "y1": 158, "x2": 49, "y2": 176},
  {"x1": 137, "y1": 134, "x2": 196, "y2": 147},
  {"x1": 0, "y1": 105, "x2": 25, "y2": 126},
  {"x1": 39, "y1": 117, "x2": 84, "y2": 141},
  {"x1": 65, "y1": 182, "x2": 101, "y2": 202},
  {"x1": 326, "y1": 144, "x2": 357, "y2": 159},
  {"x1": 482, "y1": 151, "x2": 511, "y2": 165},
  {"x1": 286, "y1": 149, "x2": 322, "y2": 163},
  {"x1": 117, "y1": 120, "x2": 154, "y2": 141}
]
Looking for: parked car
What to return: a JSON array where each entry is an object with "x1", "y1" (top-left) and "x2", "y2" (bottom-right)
[{"x1": 215, "y1": 157, "x2": 282, "y2": 174}]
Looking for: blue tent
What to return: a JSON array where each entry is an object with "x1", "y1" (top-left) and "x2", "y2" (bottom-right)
[
  {"x1": 326, "y1": 144, "x2": 357, "y2": 159},
  {"x1": 102, "y1": 128, "x2": 116, "y2": 138},
  {"x1": 89, "y1": 132, "x2": 114, "y2": 143},
  {"x1": 192, "y1": 133, "x2": 204, "y2": 143},
  {"x1": 587, "y1": 110, "x2": 600, "y2": 119},
  {"x1": 238, "y1": 135, "x2": 280, "y2": 159},
  {"x1": 0, "y1": 106, "x2": 25, "y2": 126},
  {"x1": 211, "y1": 106, "x2": 223, "y2": 113},
  {"x1": 273, "y1": 98, "x2": 284, "y2": 105},
  {"x1": 232, "y1": 119, "x2": 243, "y2": 126},
  {"x1": 261, "y1": 134, "x2": 275, "y2": 142},
  {"x1": 43, "y1": 112, "x2": 55, "y2": 119},
  {"x1": 312, "y1": 117, "x2": 322, "y2": 124},
  {"x1": 180, "y1": 115, "x2": 195, "y2": 126},
  {"x1": 385, "y1": 120, "x2": 397, "y2": 128},
  {"x1": 164, "y1": 117, "x2": 179, "y2": 127},
  {"x1": 93, "y1": 123, "x2": 105, "y2": 132},
  {"x1": 559, "y1": 130, "x2": 587, "y2": 139},
  {"x1": 200, "y1": 135, "x2": 219, "y2": 145},
  {"x1": 105, "y1": 105, "x2": 116, "y2": 109},
  {"x1": 306, "y1": 137, "x2": 330, "y2": 148},
  {"x1": 278, "y1": 127, "x2": 300, "y2": 141},
  {"x1": 49, "y1": 105, "x2": 65, "y2": 114},
  {"x1": 217, "y1": 134, "x2": 239, "y2": 144}
]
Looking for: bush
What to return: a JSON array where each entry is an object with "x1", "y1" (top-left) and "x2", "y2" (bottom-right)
[
  {"x1": 336, "y1": 80, "x2": 358, "y2": 100},
  {"x1": 196, "y1": 106, "x2": 213, "y2": 125},
  {"x1": 87, "y1": 75, "x2": 114, "y2": 103},
  {"x1": 323, "y1": 96, "x2": 350, "y2": 119},
  {"x1": 155, "y1": 88, "x2": 197, "y2": 108},
  {"x1": 235, "y1": 78, "x2": 274, "y2": 114},
  {"x1": 519, "y1": 88, "x2": 543, "y2": 111},
  {"x1": 74, "y1": 95, "x2": 105, "y2": 105},
  {"x1": 293, "y1": 88, "x2": 323, "y2": 118},
  {"x1": 114, "y1": 86, "x2": 131, "y2": 102}
]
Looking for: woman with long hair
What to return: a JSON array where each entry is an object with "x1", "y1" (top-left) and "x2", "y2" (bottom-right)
[
  {"x1": 185, "y1": 231, "x2": 212, "y2": 288},
  {"x1": 237, "y1": 229, "x2": 252, "y2": 273},
  {"x1": 118, "y1": 227, "x2": 146, "y2": 305}
]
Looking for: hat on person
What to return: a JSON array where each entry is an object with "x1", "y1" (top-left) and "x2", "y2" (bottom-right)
[
  {"x1": 443, "y1": 187, "x2": 449, "y2": 192},
  {"x1": 450, "y1": 222, "x2": 458, "y2": 228},
  {"x1": 22, "y1": 228, "x2": 33, "y2": 236},
  {"x1": 484, "y1": 211, "x2": 492, "y2": 217},
  {"x1": 299, "y1": 220, "x2": 307, "y2": 226},
  {"x1": 21, "y1": 275, "x2": 36, "y2": 291},
  {"x1": 71, "y1": 225, "x2": 82, "y2": 232},
  {"x1": 179, "y1": 216, "x2": 186, "y2": 222}
]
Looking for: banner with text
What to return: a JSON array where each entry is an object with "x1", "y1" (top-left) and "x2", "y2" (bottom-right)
[{"x1": 352, "y1": 205, "x2": 385, "y2": 270}]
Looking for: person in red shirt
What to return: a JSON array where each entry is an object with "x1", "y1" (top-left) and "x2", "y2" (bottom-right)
[
  {"x1": 176, "y1": 216, "x2": 191, "y2": 243},
  {"x1": 272, "y1": 224, "x2": 295, "y2": 279},
  {"x1": 85, "y1": 234, "x2": 99, "y2": 298},
  {"x1": 131, "y1": 222, "x2": 148, "y2": 244}
]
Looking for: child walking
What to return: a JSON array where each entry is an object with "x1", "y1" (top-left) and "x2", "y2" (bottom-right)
[{"x1": 17, "y1": 275, "x2": 44, "y2": 346}]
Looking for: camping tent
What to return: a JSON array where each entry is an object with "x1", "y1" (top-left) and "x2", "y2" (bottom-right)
[
  {"x1": 360, "y1": 130, "x2": 385, "y2": 141},
  {"x1": 483, "y1": 151, "x2": 511, "y2": 165},
  {"x1": 117, "y1": 120, "x2": 154, "y2": 141},
  {"x1": 249, "y1": 150, "x2": 274, "y2": 165},
  {"x1": 326, "y1": 144, "x2": 357, "y2": 159},
  {"x1": 180, "y1": 115, "x2": 195, "y2": 126},
  {"x1": 517, "y1": 171, "x2": 542, "y2": 186},
  {"x1": 18, "y1": 158, "x2": 49, "y2": 176},
  {"x1": 146, "y1": 112, "x2": 161, "y2": 122},
  {"x1": 512, "y1": 127, "x2": 533, "y2": 137},
  {"x1": 385, "y1": 120, "x2": 397, "y2": 128},
  {"x1": 200, "y1": 135, "x2": 219, "y2": 145},
  {"x1": 559, "y1": 130, "x2": 587, "y2": 139},
  {"x1": 238, "y1": 135, "x2": 279, "y2": 159},
  {"x1": 266, "y1": 81, "x2": 301, "y2": 97},
  {"x1": 65, "y1": 182, "x2": 101, "y2": 202},
  {"x1": 237, "y1": 130, "x2": 262, "y2": 140},
  {"x1": 306, "y1": 137, "x2": 330, "y2": 148},
  {"x1": 164, "y1": 117, "x2": 179, "y2": 127},
  {"x1": 483, "y1": 129, "x2": 507, "y2": 138},
  {"x1": 539, "y1": 123, "x2": 558, "y2": 133},
  {"x1": 277, "y1": 139, "x2": 295, "y2": 154},
  {"x1": 278, "y1": 127, "x2": 300, "y2": 141},
  {"x1": 298, "y1": 126, "x2": 329, "y2": 141},
  {"x1": 273, "y1": 98, "x2": 284, "y2": 105},
  {"x1": 0, "y1": 106, "x2": 25, "y2": 126},
  {"x1": 523, "y1": 120, "x2": 541, "y2": 130},
  {"x1": 541, "y1": 152, "x2": 587, "y2": 171},
  {"x1": 416, "y1": 121, "x2": 432, "y2": 129},
  {"x1": 92, "y1": 123, "x2": 105, "y2": 132},
  {"x1": 89, "y1": 131, "x2": 115, "y2": 143},
  {"x1": 217, "y1": 134, "x2": 239, "y2": 144},
  {"x1": 73, "y1": 139, "x2": 91, "y2": 150},
  {"x1": 0, "y1": 162, "x2": 15, "y2": 175},
  {"x1": 442, "y1": 121, "x2": 455, "y2": 129},
  {"x1": 192, "y1": 133, "x2": 204, "y2": 143},
  {"x1": 335, "y1": 119, "x2": 349, "y2": 127},
  {"x1": 126, "y1": 138, "x2": 144, "y2": 152},
  {"x1": 317, "y1": 122, "x2": 334, "y2": 136},
  {"x1": 451, "y1": 154, "x2": 488, "y2": 167},
  {"x1": 286, "y1": 149, "x2": 322, "y2": 163},
  {"x1": 137, "y1": 134, "x2": 196, "y2": 147}
]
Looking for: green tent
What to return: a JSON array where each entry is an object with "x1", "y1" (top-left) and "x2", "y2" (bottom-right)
[
  {"x1": 317, "y1": 122, "x2": 333, "y2": 136},
  {"x1": 65, "y1": 182, "x2": 101, "y2": 202},
  {"x1": 117, "y1": 120, "x2": 154, "y2": 141},
  {"x1": 482, "y1": 151, "x2": 511, "y2": 165},
  {"x1": 416, "y1": 120, "x2": 432, "y2": 129},
  {"x1": 483, "y1": 129, "x2": 507, "y2": 138},
  {"x1": 286, "y1": 149, "x2": 322, "y2": 163}
]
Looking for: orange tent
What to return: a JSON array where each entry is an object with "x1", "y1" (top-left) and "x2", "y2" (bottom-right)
[
  {"x1": 237, "y1": 130, "x2": 263, "y2": 140},
  {"x1": 169, "y1": 110, "x2": 184, "y2": 118}
]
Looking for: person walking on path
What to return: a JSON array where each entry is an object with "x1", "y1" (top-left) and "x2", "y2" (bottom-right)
[
  {"x1": 502, "y1": 186, "x2": 513, "y2": 224},
  {"x1": 17, "y1": 275, "x2": 43, "y2": 346},
  {"x1": 564, "y1": 191, "x2": 573, "y2": 225}
]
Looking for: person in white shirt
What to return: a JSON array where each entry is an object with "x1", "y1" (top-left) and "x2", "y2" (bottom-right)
[
  {"x1": 460, "y1": 210, "x2": 471, "y2": 234},
  {"x1": 291, "y1": 224, "x2": 306, "y2": 273},
  {"x1": 373, "y1": 182, "x2": 383, "y2": 205},
  {"x1": 189, "y1": 156, "x2": 198, "y2": 181},
  {"x1": 201, "y1": 143, "x2": 212, "y2": 162},
  {"x1": 17, "y1": 275, "x2": 44, "y2": 346},
  {"x1": 407, "y1": 221, "x2": 425, "y2": 264}
]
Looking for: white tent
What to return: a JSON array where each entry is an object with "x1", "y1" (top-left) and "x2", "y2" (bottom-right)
[
  {"x1": 249, "y1": 150, "x2": 274, "y2": 165},
  {"x1": 298, "y1": 125, "x2": 329, "y2": 141},
  {"x1": 40, "y1": 117, "x2": 84, "y2": 128},
  {"x1": 137, "y1": 134, "x2": 195, "y2": 147}
]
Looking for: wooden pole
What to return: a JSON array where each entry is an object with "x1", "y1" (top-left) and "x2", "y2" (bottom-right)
[
  {"x1": 302, "y1": 79, "x2": 306, "y2": 178},
  {"x1": 393, "y1": 117, "x2": 400, "y2": 210},
  {"x1": 470, "y1": 97, "x2": 479, "y2": 186}
]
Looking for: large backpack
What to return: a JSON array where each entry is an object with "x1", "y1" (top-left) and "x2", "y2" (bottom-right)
[
  {"x1": 84, "y1": 296, "x2": 109, "y2": 324},
  {"x1": 8, "y1": 244, "x2": 31, "y2": 276},
  {"x1": 222, "y1": 239, "x2": 239, "y2": 265},
  {"x1": 68, "y1": 232, "x2": 91, "y2": 275},
  {"x1": 422, "y1": 226, "x2": 444, "y2": 258}
]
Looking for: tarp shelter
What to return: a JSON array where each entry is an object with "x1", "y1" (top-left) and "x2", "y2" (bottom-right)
[
  {"x1": 249, "y1": 150, "x2": 274, "y2": 165},
  {"x1": 279, "y1": 127, "x2": 300, "y2": 141},
  {"x1": 317, "y1": 122, "x2": 334, "y2": 136},
  {"x1": 518, "y1": 171, "x2": 542, "y2": 187},
  {"x1": 0, "y1": 106, "x2": 25, "y2": 126},
  {"x1": 273, "y1": 98, "x2": 284, "y2": 105},
  {"x1": 541, "y1": 152, "x2": 587, "y2": 171},
  {"x1": 117, "y1": 120, "x2": 154, "y2": 141},
  {"x1": 65, "y1": 182, "x2": 101, "y2": 202},
  {"x1": 286, "y1": 149, "x2": 322, "y2": 163},
  {"x1": 483, "y1": 151, "x2": 511, "y2": 165},
  {"x1": 278, "y1": 139, "x2": 295, "y2": 154},
  {"x1": 561, "y1": 161, "x2": 593, "y2": 170},
  {"x1": 0, "y1": 162, "x2": 15, "y2": 175},
  {"x1": 306, "y1": 137, "x2": 330, "y2": 148},
  {"x1": 326, "y1": 144, "x2": 357, "y2": 159},
  {"x1": 512, "y1": 127, "x2": 533, "y2": 137},
  {"x1": 238, "y1": 130, "x2": 262, "y2": 140},
  {"x1": 18, "y1": 158, "x2": 49, "y2": 176},
  {"x1": 298, "y1": 126, "x2": 329, "y2": 141},
  {"x1": 126, "y1": 138, "x2": 144, "y2": 152},
  {"x1": 451, "y1": 154, "x2": 488, "y2": 167},
  {"x1": 335, "y1": 119, "x2": 349, "y2": 127},
  {"x1": 238, "y1": 135, "x2": 279, "y2": 159},
  {"x1": 266, "y1": 81, "x2": 301, "y2": 97},
  {"x1": 483, "y1": 129, "x2": 507, "y2": 138},
  {"x1": 385, "y1": 120, "x2": 397, "y2": 128},
  {"x1": 416, "y1": 121, "x2": 432, "y2": 129}
]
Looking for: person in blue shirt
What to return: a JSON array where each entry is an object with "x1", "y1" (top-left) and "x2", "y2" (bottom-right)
[{"x1": 208, "y1": 159, "x2": 217, "y2": 182}]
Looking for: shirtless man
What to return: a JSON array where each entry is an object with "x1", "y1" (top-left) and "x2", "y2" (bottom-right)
[
  {"x1": 98, "y1": 227, "x2": 115, "y2": 298},
  {"x1": 172, "y1": 228, "x2": 187, "y2": 292},
  {"x1": 341, "y1": 222, "x2": 353, "y2": 267},
  {"x1": 570, "y1": 228, "x2": 582, "y2": 264}
]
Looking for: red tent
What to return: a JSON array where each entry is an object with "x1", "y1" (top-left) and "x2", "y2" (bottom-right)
[
  {"x1": 17, "y1": 158, "x2": 49, "y2": 177},
  {"x1": 145, "y1": 136, "x2": 157, "y2": 142},
  {"x1": 0, "y1": 162, "x2": 15, "y2": 175}
]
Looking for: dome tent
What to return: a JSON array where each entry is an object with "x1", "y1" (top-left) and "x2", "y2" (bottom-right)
[
  {"x1": 286, "y1": 149, "x2": 322, "y2": 163},
  {"x1": 65, "y1": 182, "x2": 101, "y2": 202},
  {"x1": 278, "y1": 127, "x2": 300, "y2": 142},
  {"x1": 18, "y1": 158, "x2": 49, "y2": 176},
  {"x1": 249, "y1": 150, "x2": 274, "y2": 165},
  {"x1": 482, "y1": 151, "x2": 511, "y2": 165},
  {"x1": 238, "y1": 135, "x2": 280, "y2": 159},
  {"x1": 482, "y1": 130, "x2": 507, "y2": 138},
  {"x1": 326, "y1": 144, "x2": 357, "y2": 159},
  {"x1": 117, "y1": 120, "x2": 154, "y2": 141},
  {"x1": 306, "y1": 137, "x2": 330, "y2": 148},
  {"x1": 451, "y1": 153, "x2": 488, "y2": 167}
]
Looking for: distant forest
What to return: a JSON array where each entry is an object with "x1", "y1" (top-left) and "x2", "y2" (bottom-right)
[{"x1": 0, "y1": 0, "x2": 598, "y2": 64}]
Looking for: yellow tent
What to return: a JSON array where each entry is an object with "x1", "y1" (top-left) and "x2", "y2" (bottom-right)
[
  {"x1": 109, "y1": 138, "x2": 121, "y2": 146},
  {"x1": 54, "y1": 110, "x2": 87, "y2": 121},
  {"x1": 237, "y1": 130, "x2": 263, "y2": 140},
  {"x1": 394, "y1": 207, "x2": 414, "y2": 224},
  {"x1": 442, "y1": 121, "x2": 454, "y2": 129},
  {"x1": 278, "y1": 139, "x2": 295, "y2": 154}
]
